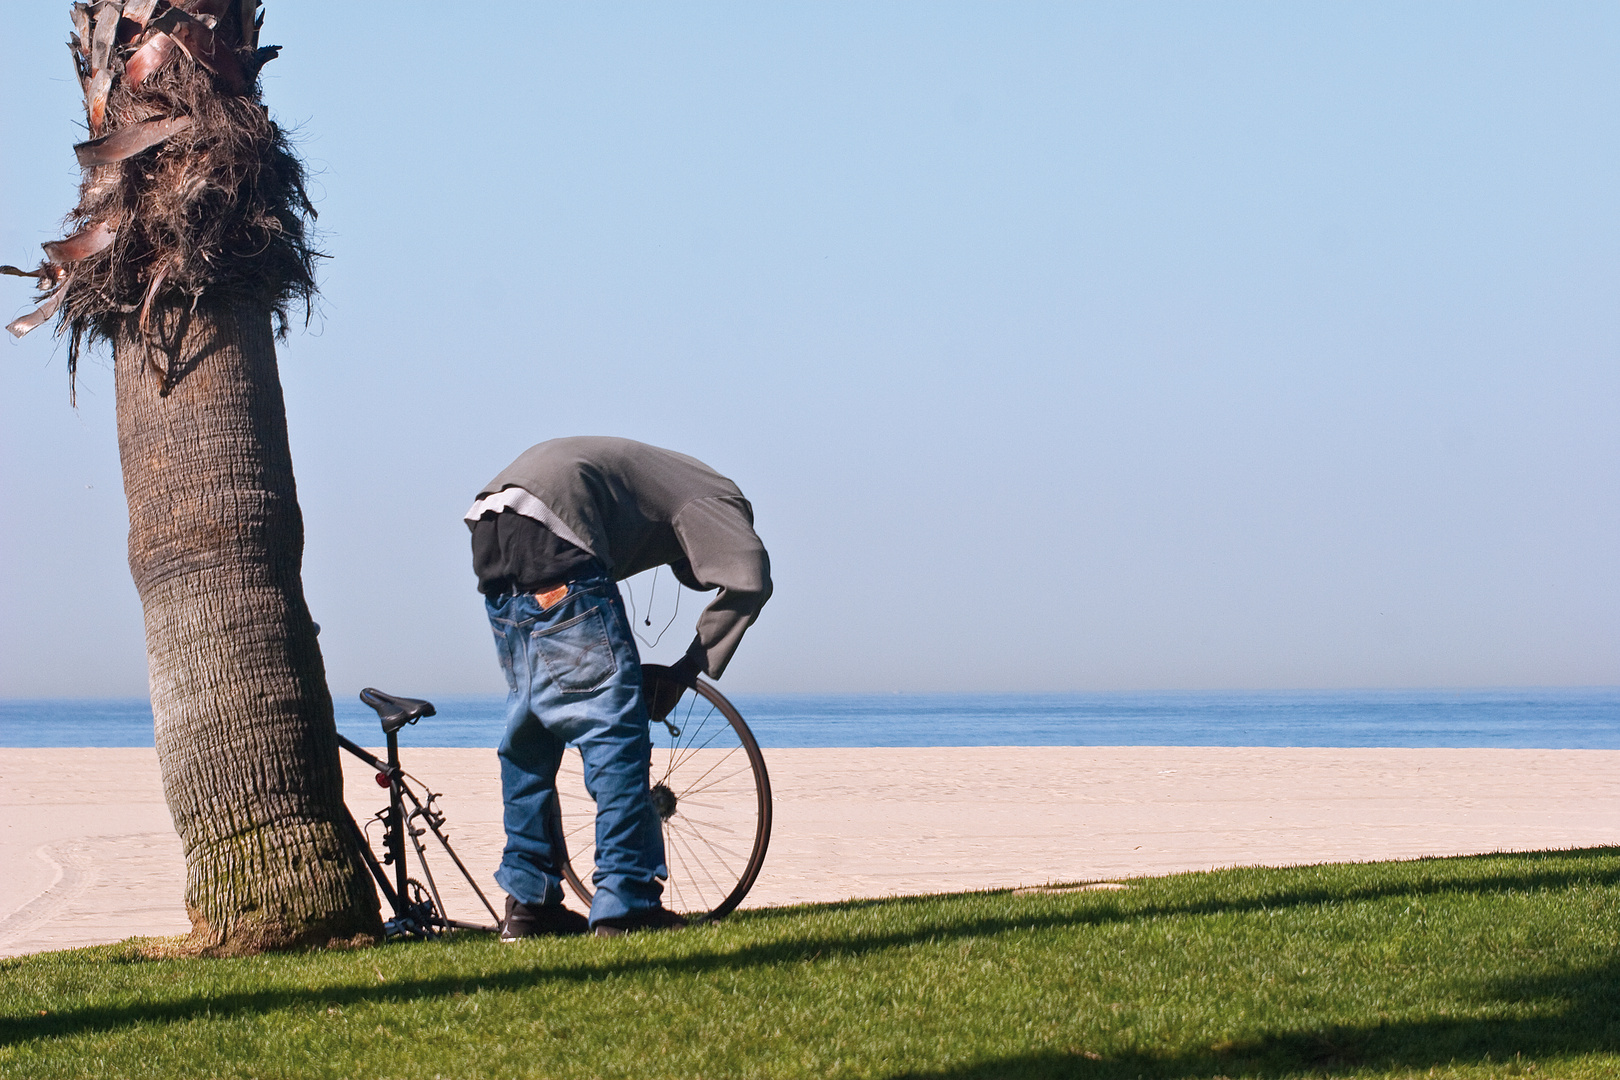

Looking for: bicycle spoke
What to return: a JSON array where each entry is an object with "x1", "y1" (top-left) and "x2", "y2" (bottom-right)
[
  {"x1": 662, "y1": 692, "x2": 704, "y2": 767},
  {"x1": 669, "y1": 818, "x2": 751, "y2": 862},
  {"x1": 670, "y1": 814, "x2": 739, "y2": 835},
  {"x1": 668, "y1": 819, "x2": 734, "y2": 907},
  {"x1": 683, "y1": 826, "x2": 747, "y2": 896},
  {"x1": 675, "y1": 757, "x2": 754, "y2": 800},
  {"x1": 665, "y1": 822, "x2": 723, "y2": 910},
  {"x1": 663, "y1": 714, "x2": 735, "y2": 776},
  {"x1": 664, "y1": 830, "x2": 693, "y2": 914},
  {"x1": 661, "y1": 690, "x2": 712, "y2": 756},
  {"x1": 669, "y1": 798, "x2": 738, "y2": 817},
  {"x1": 660, "y1": 748, "x2": 738, "y2": 799},
  {"x1": 667, "y1": 738, "x2": 738, "y2": 779}
]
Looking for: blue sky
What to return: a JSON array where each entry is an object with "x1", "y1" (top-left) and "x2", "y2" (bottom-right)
[{"x1": 2, "y1": 2, "x2": 1617, "y2": 696}]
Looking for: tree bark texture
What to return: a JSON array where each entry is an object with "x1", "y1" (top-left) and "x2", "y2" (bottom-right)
[{"x1": 115, "y1": 300, "x2": 380, "y2": 953}]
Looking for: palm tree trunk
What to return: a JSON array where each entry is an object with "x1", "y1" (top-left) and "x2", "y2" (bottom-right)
[
  {"x1": 5, "y1": 3, "x2": 380, "y2": 953},
  {"x1": 116, "y1": 298, "x2": 380, "y2": 954}
]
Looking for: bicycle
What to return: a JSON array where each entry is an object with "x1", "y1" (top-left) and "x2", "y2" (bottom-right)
[{"x1": 340, "y1": 664, "x2": 772, "y2": 940}]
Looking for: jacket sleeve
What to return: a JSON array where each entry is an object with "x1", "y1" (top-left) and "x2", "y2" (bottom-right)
[{"x1": 670, "y1": 496, "x2": 772, "y2": 679}]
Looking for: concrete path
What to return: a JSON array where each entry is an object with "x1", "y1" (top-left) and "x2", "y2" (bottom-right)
[{"x1": 2, "y1": 746, "x2": 1616, "y2": 957}]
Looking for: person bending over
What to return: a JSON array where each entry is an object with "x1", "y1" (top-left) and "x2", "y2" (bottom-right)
[{"x1": 467, "y1": 436, "x2": 772, "y2": 939}]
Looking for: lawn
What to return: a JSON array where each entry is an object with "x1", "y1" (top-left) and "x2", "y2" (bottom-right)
[{"x1": 2, "y1": 848, "x2": 1617, "y2": 1078}]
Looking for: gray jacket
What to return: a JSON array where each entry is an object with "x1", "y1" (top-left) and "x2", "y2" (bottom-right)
[{"x1": 472, "y1": 436, "x2": 771, "y2": 678}]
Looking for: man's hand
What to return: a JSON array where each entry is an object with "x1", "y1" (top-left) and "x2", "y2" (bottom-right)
[
  {"x1": 647, "y1": 654, "x2": 703, "y2": 723},
  {"x1": 666, "y1": 652, "x2": 703, "y2": 688}
]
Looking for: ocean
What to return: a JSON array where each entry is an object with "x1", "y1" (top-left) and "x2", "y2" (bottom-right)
[{"x1": 1, "y1": 687, "x2": 1616, "y2": 749}]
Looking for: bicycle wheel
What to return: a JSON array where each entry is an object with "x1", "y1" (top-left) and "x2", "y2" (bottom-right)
[{"x1": 556, "y1": 666, "x2": 771, "y2": 921}]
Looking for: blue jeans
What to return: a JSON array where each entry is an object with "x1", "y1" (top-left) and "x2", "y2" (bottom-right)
[{"x1": 486, "y1": 576, "x2": 667, "y2": 924}]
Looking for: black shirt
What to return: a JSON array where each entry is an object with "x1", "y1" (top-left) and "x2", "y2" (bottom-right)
[{"x1": 470, "y1": 511, "x2": 600, "y2": 596}]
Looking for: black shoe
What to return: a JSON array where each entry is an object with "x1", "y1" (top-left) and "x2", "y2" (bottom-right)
[
  {"x1": 593, "y1": 906, "x2": 688, "y2": 938},
  {"x1": 501, "y1": 895, "x2": 589, "y2": 941}
]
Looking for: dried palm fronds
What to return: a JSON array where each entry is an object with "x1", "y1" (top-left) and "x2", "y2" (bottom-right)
[{"x1": 5, "y1": 1, "x2": 317, "y2": 400}]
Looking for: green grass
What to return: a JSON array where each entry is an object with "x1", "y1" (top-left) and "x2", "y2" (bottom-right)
[{"x1": 2, "y1": 848, "x2": 1618, "y2": 1078}]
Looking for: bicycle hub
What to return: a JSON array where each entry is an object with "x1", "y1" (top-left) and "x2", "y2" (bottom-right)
[{"x1": 650, "y1": 782, "x2": 677, "y2": 820}]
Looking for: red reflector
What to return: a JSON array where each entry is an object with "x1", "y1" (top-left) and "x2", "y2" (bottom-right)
[{"x1": 375, "y1": 772, "x2": 390, "y2": 788}]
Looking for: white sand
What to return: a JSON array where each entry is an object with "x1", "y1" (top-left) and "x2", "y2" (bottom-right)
[{"x1": 2, "y1": 746, "x2": 1616, "y2": 958}]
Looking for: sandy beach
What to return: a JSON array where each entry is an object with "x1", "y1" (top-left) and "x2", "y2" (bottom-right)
[{"x1": 2, "y1": 746, "x2": 1615, "y2": 958}]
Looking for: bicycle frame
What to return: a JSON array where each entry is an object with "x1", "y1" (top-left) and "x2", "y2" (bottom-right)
[{"x1": 338, "y1": 729, "x2": 500, "y2": 939}]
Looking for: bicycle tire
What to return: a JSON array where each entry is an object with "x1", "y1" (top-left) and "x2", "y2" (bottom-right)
[{"x1": 556, "y1": 667, "x2": 771, "y2": 921}]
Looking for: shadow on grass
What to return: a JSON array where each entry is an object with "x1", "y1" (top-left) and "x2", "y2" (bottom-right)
[
  {"x1": 761, "y1": 845, "x2": 1620, "y2": 923},
  {"x1": 4, "y1": 847, "x2": 1618, "y2": 1066},
  {"x1": 892, "y1": 957, "x2": 1620, "y2": 1078}
]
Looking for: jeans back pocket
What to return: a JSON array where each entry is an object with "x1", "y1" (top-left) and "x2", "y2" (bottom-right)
[{"x1": 530, "y1": 608, "x2": 618, "y2": 694}]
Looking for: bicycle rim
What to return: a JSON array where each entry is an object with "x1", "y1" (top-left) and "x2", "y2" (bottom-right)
[{"x1": 557, "y1": 675, "x2": 771, "y2": 920}]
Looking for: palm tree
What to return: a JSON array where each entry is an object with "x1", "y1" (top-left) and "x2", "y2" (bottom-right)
[{"x1": 5, "y1": 1, "x2": 380, "y2": 954}]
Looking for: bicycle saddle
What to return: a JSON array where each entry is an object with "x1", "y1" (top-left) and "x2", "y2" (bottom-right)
[{"x1": 359, "y1": 688, "x2": 436, "y2": 735}]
